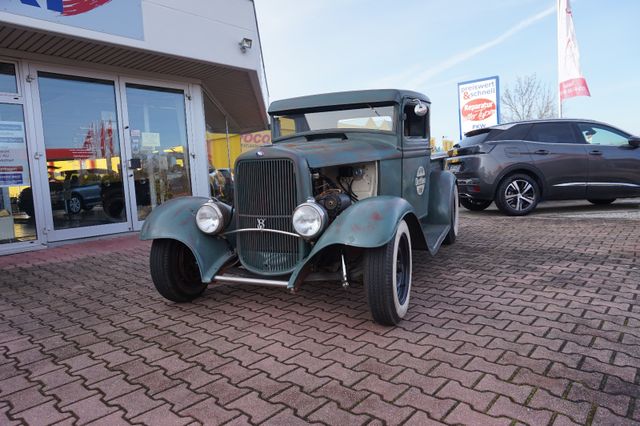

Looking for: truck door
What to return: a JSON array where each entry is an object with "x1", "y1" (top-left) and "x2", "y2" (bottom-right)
[
  {"x1": 401, "y1": 100, "x2": 430, "y2": 221},
  {"x1": 523, "y1": 122, "x2": 589, "y2": 200}
]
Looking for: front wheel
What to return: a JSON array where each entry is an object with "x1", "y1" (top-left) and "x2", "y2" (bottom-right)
[
  {"x1": 150, "y1": 239, "x2": 207, "y2": 303},
  {"x1": 495, "y1": 174, "x2": 540, "y2": 216},
  {"x1": 67, "y1": 193, "x2": 83, "y2": 215},
  {"x1": 460, "y1": 198, "x2": 492, "y2": 211},
  {"x1": 588, "y1": 199, "x2": 615, "y2": 205},
  {"x1": 364, "y1": 219, "x2": 412, "y2": 326}
]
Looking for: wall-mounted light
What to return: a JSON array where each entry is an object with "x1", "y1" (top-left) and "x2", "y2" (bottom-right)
[{"x1": 239, "y1": 38, "x2": 253, "y2": 53}]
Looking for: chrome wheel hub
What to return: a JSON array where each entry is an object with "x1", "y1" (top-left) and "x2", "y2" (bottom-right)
[{"x1": 504, "y1": 179, "x2": 535, "y2": 211}]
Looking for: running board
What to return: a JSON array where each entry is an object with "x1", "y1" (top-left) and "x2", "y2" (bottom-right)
[{"x1": 213, "y1": 275, "x2": 289, "y2": 288}]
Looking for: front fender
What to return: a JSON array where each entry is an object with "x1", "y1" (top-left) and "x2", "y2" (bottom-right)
[
  {"x1": 140, "y1": 197, "x2": 235, "y2": 283},
  {"x1": 287, "y1": 196, "x2": 419, "y2": 288}
]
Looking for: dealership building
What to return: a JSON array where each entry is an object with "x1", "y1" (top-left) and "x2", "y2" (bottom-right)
[{"x1": 0, "y1": 0, "x2": 268, "y2": 255}]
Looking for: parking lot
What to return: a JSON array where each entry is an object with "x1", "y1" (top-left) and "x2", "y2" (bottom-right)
[{"x1": 0, "y1": 200, "x2": 638, "y2": 425}]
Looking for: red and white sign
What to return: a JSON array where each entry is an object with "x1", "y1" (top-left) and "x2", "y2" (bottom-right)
[
  {"x1": 458, "y1": 76, "x2": 500, "y2": 137},
  {"x1": 557, "y1": 0, "x2": 590, "y2": 101}
]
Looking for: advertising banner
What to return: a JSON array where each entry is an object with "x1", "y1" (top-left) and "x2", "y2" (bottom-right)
[
  {"x1": 0, "y1": 121, "x2": 30, "y2": 187},
  {"x1": 457, "y1": 76, "x2": 500, "y2": 139},
  {"x1": 1, "y1": 0, "x2": 144, "y2": 40},
  {"x1": 557, "y1": 0, "x2": 590, "y2": 101}
]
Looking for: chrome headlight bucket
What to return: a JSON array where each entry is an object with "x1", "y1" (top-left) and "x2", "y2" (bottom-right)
[
  {"x1": 195, "y1": 201, "x2": 227, "y2": 235},
  {"x1": 292, "y1": 200, "x2": 328, "y2": 239}
]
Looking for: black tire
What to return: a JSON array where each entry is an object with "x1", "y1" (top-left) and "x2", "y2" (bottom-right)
[
  {"x1": 495, "y1": 174, "x2": 540, "y2": 216},
  {"x1": 18, "y1": 188, "x2": 35, "y2": 217},
  {"x1": 588, "y1": 199, "x2": 615, "y2": 205},
  {"x1": 67, "y1": 193, "x2": 83, "y2": 215},
  {"x1": 364, "y1": 219, "x2": 412, "y2": 326},
  {"x1": 460, "y1": 198, "x2": 492, "y2": 211},
  {"x1": 443, "y1": 186, "x2": 459, "y2": 245},
  {"x1": 102, "y1": 188, "x2": 125, "y2": 219},
  {"x1": 150, "y1": 239, "x2": 207, "y2": 303}
]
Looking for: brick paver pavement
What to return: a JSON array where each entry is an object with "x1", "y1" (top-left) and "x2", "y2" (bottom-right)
[{"x1": 0, "y1": 211, "x2": 638, "y2": 425}]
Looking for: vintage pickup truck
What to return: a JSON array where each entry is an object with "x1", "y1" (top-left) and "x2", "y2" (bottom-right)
[{"x1": 141, "y1": 89, "x2": 459, "y2": 325}]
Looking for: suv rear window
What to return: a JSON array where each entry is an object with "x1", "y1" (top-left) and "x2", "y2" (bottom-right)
[
  {"x1": 525, "y1": 123, "x2": 578, "y2": 143},
  {"x1": 460, "y1": 124, "x2": 530, "y2": 147},
  {"x1": 459, "y1": 132, "x2": 490, "y2": 147}
]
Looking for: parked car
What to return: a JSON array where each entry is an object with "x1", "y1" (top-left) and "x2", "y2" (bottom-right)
[
  {"x1": 18, "y1": 168, "x2": 109, "y2": 217},
  {"x1": 141, "y1": 89, "x2": 459, "y2": 325},
  {"x1": 448, "y1": 119, "x2": 640, "y2": 215}
]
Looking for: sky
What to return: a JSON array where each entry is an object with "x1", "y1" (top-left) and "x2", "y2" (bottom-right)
[{"x1": 254, "y1": 0, "x2": 640, "y2": 142}]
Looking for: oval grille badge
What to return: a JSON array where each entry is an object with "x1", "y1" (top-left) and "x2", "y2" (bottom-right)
[{"x1": 256, "y1": 150, "x2": 264, "y2": 157}]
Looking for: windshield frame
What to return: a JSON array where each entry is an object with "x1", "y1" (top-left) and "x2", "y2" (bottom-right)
[{"x1": 271, "y1": 103, "x2": 398, "y2": 141}]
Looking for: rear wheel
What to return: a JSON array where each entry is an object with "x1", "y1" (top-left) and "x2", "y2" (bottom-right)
[
  {"x1": 150, "y1": 239, "x2": 207, "y2": 302},
  {"x1": 460, "y1": 198, "x2": 492, "y2": 211},
  {"x1": 588, "y1": 199, "x2": 615, "y2": 205},
  {"x1": 495, "y1": 174, "x2": 540, "y2": 216},
  {"x1": 364, "y1": 220, "x2": 412, "y2": 326}
]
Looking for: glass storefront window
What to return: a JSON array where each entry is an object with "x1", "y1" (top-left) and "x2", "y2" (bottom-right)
[
  {"x1": 125, "y1": 84, "x2": 191, "y2": 220},
  {"x1": 0, "y1": 103, "x2": 37, "y2": 243},
  {"x1": 38, "y1": 72, "x2": 126, "y2": 230},
  {"x1": 204, "y1": 95, "x2": 234, "y2": 204},
  {"x1": 0, "y1": 63, "x2": 18, "y2": 94}
]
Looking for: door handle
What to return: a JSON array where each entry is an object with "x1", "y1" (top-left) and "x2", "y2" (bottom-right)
[
  {"x1": 533, "y1": 149, "x2": 549, "y2": 155},
  {"x1": 589, "y1": 150, "x2": 603, "y2": 156}
]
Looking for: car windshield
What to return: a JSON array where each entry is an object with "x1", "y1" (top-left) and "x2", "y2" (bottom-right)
[{"x1": 273, "y1": 104, "x2": 396, "y2": 138}]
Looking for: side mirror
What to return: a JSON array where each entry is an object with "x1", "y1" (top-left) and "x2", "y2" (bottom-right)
[
  {"x1": 629, "y1": 136, "x2": 640, "y2": 148},
  {"x1": 414, "y1": 101, "x2": 428, "y2": 117}
]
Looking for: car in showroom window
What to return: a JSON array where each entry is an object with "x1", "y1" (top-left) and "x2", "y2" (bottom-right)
[{"x1": 447, "y1": 119, "x2": 640, "y2": 215}]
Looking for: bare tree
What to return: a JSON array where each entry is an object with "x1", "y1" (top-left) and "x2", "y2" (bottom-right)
[{"x1": 501, "y1": 74, "x2": 557, "y2": 122}]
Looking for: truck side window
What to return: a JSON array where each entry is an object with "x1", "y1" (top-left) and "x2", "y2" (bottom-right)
[{"x1": 404, "y1": 103, "x2": 427, "y2": 139}]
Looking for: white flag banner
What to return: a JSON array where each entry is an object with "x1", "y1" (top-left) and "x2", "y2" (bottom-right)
[{"x1": 557, "y1": 0, "x2": 590, "y2": 100}]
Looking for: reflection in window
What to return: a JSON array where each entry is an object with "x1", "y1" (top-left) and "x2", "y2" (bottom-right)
[
  {"x1": 126, "y1": 84, "x2": 191, "y2": 220},
  {"x1": 0, "y1": 63, "x2": 17, "y2": 94},
  {"x1": 0, "y1": 104, "x2": 37, "y2": 243},
  {"x1": 38, "y1": 72, "x2": 126, "y2": 230},
  {"x1": 204, "y1": 95, "x2": 235, "y2": 204},
  {"x1": 578, "y1": 123, "x2": 629, "y2": 146},
  {"x1": 273, "y1": 105, "x2": 396, "y2": 138}
]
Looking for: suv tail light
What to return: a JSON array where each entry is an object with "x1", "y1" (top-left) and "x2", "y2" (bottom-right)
[{"x1": 448, "y1": 144, "x2": 494, "y2": 157}]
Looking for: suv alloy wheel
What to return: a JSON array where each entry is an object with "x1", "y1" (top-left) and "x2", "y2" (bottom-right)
[{"x1": 495, "y1": 174, "x2": 540, "y2": 216}]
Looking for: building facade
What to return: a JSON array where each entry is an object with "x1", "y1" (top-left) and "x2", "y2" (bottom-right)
[{"x1": 0, "y1": 0, "x2": 268, "y2": 254}]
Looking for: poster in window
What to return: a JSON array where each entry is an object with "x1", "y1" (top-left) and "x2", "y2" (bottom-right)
[{"x1": 0, "y1": 121, "x2": 30, "y2": 187}]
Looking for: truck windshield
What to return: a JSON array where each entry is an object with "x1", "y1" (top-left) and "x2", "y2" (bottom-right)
[{"x1": 273, "y1": 104, "x2": 396, "y2": 138}]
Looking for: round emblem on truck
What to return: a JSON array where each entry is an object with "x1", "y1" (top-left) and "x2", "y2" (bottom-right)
[
  {"x1": 256, "y1": 150, "x2": 264, "y2": 157},
  {"x1": 415, "y1": 166, "x2": 426, "y2": 195}
]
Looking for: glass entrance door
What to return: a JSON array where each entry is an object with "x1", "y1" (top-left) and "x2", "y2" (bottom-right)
[
  {"x1": 32, "y1": 69, "x2": 131, "y2": 241},
  {"x1": 120, "y1": 82, "x2": 192, "y2": 230}
]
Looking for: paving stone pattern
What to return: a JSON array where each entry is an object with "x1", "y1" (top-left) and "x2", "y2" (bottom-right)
[{"x1": 0, "y1": 213, "x2": 638, "y2": 425}]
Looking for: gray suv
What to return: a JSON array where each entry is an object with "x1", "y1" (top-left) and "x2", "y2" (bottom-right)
[{"x1": 448, "y1": 119, "x2": 640, "y2": 215}]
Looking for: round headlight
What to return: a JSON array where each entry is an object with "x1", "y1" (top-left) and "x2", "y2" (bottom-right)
[
  {"x1": 292, "y1": 202, "x2": 328, "y2": 239},
  {"x1": 196, "y1": 202, "x2": 224, "y2": 234}
]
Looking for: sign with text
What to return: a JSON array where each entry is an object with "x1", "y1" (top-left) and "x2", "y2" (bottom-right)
[
  {"x1": 457, "y1": 76, "x2": 500, "y2": 138},
  {"x1": 2, "y1": 0, "x2": 144, "y2": 40}
]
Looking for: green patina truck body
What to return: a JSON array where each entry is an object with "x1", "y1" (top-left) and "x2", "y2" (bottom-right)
[{"x1": 141, "y1": 89, "x2": 459, "y2": 325}]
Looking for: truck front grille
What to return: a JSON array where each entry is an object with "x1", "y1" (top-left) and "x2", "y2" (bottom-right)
[{"x1": 235, "y1": 159, "x2": 301, "y2": 274}]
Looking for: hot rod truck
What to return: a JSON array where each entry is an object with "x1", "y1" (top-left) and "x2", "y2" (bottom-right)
[{"x1": 141, "y1": 90, "x2": 459, "y2": 325}]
